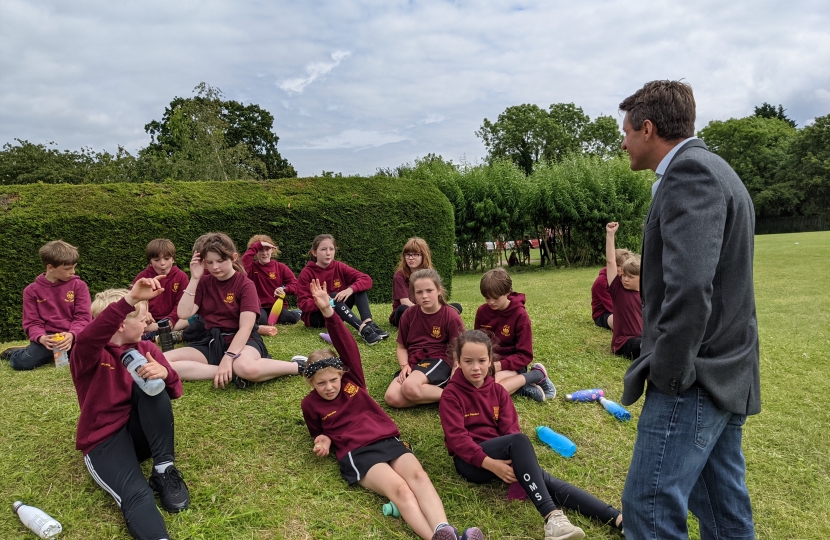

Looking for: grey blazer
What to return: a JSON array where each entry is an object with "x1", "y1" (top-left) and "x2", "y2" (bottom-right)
[{"x1": 622, "y1": 140, "x2": 761, "y2": 416}]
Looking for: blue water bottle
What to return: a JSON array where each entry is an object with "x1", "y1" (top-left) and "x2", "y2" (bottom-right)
[{"x1": 535, "y1": 426, "x2": 577, "y2": 458}]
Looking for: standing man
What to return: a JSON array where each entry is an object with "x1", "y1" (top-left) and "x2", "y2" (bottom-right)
[{"x1": 618, "y1": 80, "x2": 760, "y2": 539}]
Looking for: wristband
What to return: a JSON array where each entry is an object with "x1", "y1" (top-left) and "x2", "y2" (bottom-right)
[{"x1": 224, "y1": 351, "x2": 241, "y2": 360}]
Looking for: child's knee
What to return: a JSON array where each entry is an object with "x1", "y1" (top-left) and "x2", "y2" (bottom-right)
[
  {"x1": 384, "y1": 386, "x2": 407, "y2": 408},
  {"x1": 392, "y1": 481, "x2": 417, "y2": 506},
  {"x1": 400, "y1": 380, "x2": 424, "y2": 401}
]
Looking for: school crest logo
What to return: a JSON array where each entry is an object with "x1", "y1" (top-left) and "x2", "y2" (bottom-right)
[
  {"x1": 269, "y1": 271, "x2": 276, "y2": 280},
  {"x1": 333, "y1": 278, "x2": 342, "y2": 289},
  {"x1": 431, "y1": 326, "x2": 441, "y2": 338},
  {"x1": 344, "y1": 382, "x2": 359, "y2": 397},
  {"x1": 173, "y1": 283, "x2": 180, "y2": 292},
  {"x1": 493, "y1": 406, "x2": 500, "y2": 421},
  {"x1": 65, "y1": 291, "x2": 75, "y2": 303},
  {"x1": 501, "y1": 325, "x2": 510, "y2": 337},
  {"x1": 224, "y1": 292, "x2": 235, "y2": 304},
  {"x1": 418, "y1": 362, "x2": 431, "y2": 368}
]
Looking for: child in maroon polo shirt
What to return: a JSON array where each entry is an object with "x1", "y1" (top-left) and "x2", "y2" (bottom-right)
[
  {"x1": 384, "y1": 269, "x2": 465, "y2": 409},
  {"x1": 591, "y1": 248, "x2": 632, "y2": 330},
  {"x1": 301, "y1": 279, "x2": 483, "y2": 540},
  {"x1": 605, "y1": 222, "x2": 642, "y2": 360},
  {"x1": 132, "y1": 238, "x2": 190, "y2": 334},
  {"x1": 242, "y1": 234, "x2": 300, "y2": 334},
  {"x1": 474, "y1": 268, "x2": 555, "y2": 403},
  {"x1": 163, "y1": 232, "x2": 304, "y2": 389},
  {"x1": 439, "y1": 330, "x2": 624, "y2": 540},
  {"x1": 2, "y1": 240, "x2": 91, "y2": 370}
]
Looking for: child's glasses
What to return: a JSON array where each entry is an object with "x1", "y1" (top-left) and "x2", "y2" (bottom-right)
[{"x1": 404, "y1": 253, "x2": 422, "y2": 259}]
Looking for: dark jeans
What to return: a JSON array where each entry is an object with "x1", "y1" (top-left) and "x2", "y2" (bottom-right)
[
  {"x1": 84, "y1": 386, "x2": 176, "y2": 540},
  {"x1": 622, "y1": 383, "x2": 755, "y2": 539},
  {"x1": 308, "y1": 290, "x2": 373, "y2": 330},
  {"x1": 9, "y1": 341, "x2": 56, "y2": 371},
  {"x1": 454, "y1": 433, "x2": 620, "y2": 525},
  {"x1": 257, "y1": 307, "x2": 301, "y2": 326}
]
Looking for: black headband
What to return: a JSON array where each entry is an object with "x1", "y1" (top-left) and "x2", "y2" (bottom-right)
[{"x1": 304, "y1": 356, "x2": 344, "y2": 379}]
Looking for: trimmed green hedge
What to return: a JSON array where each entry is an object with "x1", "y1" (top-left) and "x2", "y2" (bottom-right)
[{"x1": 0, "y1": 178, "x2": 455, "y2": 340}]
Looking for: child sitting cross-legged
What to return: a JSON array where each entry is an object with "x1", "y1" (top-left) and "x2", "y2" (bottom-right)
[
  {"x1": 474, "y1": 268, "x2": 555, "y2": 403},
  {"x1": 70, "y1": 278, "x2": 189, "y2": 540},
  {"x1": 301, "y1": 279, "x2": 484, "y2": 540},
  {"x1": 439, "y1": 330, "x2": 625, "y2": 540}
]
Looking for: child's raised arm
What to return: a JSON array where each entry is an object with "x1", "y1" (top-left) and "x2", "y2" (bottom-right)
[
  {"x1": 606, "y1": 222, "x2": 619, "y2": 286},
  {"x1": 177, "y1": 251, "x2": 202, "y2": 320},
  {"x1": 312, "y1": 279, "x2": 367, "y2": 387}
]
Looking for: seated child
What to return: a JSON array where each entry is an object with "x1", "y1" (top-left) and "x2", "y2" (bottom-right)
[
  {"x1": 440, "y1": 330, "x2": 625, "y2": 540},
  {"x1": 301, "y1": 279, "x2": 483, "y2": 540},
  {"x1": 474, "y1": 268, "x2": 555, "y2": 403},
  {"x1": 384, "y1": 269, "x2": 465, "y2": 409},
  {"x1": 164, "y1": 232, "x2": 303, "y2": 388},
  {"x1": 2, "y1": 240, "x2": 91, "y2": 370},
  {"x1": 591, "y1": 249, "x2": 632, "y2": 330},
  {"x1": 296, "y1": 234, "x2": 389, "y2": 346},
  {"x1": 242, "y1": 234, "x2": 300, "y2": 336},
  {"x1": 132, "y1": 238, "x2": 190, "y2": 339},
  {"x1": 605, "y1": 223, "x2": 642, "y2": 360},
  {"x1": 390, "y1": 237, "x2": 462, "y2": 327},
  {"x1": 70, "y1": 279, "x2": 189, "y2": 540}
]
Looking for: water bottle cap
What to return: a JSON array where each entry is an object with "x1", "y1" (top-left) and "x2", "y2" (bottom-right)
[
  {"x1": 121, "y1": 348, "x2": 141, "y2": 368},
  {"x1": 12, "y1": 501, "x2": 22, "y2": 514}
]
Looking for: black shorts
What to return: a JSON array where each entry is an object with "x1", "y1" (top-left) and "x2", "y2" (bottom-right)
[
  {"x1": 594, "y1": 312, "x2": 612, "y2": 330},
  {"x1": 186, "y1": 330, "x2": 268, "y2": 365},
  {"x1": 394, "y1": 358, "x2": 452, "y2": 388},
  {"x1": 615, "y1": 337, "x2": 641, "y2": 360},
  {"x1": 338, "y1": 437, "x2": 412, "y2": 485}
]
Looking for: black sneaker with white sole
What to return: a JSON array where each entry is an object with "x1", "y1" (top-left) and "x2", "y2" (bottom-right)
[
  {"x1": 368, "y1": 321, "x2": 390, "y2": 340},
  {"x1": 149, "y1": 465, "x2": 190, "y2": 513}
]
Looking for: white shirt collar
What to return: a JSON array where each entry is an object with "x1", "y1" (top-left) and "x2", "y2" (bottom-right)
[{"x1": 652, "y1": 137, "x2": 697, "y2": 197}]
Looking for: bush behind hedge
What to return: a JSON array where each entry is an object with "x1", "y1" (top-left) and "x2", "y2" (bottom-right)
[{"x1": 0, "y1": 178, "x2": 455, "y2": 340}]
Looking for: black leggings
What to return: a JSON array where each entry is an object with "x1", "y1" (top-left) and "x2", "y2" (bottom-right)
[
  {"x1": 257, "y1": 307, "x2": 301, "y2": 326},
  {"x1": 307, "y1": 290, "x2": 373, "y2": 330},
  {"x1": 391, "y1": 303, "x2": 463, "y2": 327},
  {"x1": 454, "y1": 433, "x2": 620, "y2": 526},
  {"x1": 84, "y1": 386, "x2": 175, "y2": 540}
]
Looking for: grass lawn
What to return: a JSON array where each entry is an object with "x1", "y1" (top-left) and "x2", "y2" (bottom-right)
[{"x1": 1, "y1": 231, "x2": 828, "y2": 539}]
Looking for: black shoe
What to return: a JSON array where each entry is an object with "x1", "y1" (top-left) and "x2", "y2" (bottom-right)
[
  {"x1": 368, "y1": 321, "x2": 390, "y2": 340},
  {"x1": 359, "y1": 325, "x2": 383, "y2": 346},
  {"x1": 149, "y1": 465, "x2": 190, "y2": 513},
  {"x1": 232, "y1": 375, "x2": 252, "y2": 389},
  {"x1": 1, "y1": 346, "x2": 25, "y2": 361},
  {"x1": 291, "y1": 355, "x2": 308, "y2": 375}
]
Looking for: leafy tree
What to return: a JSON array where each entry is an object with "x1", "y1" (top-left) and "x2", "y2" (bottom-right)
[
  {"x1": 754, "y1": 102, "x2": 797, "y2": 128},
  {"x1": 477, "y1": 103, "x2": 623, "y2": 175},
  {"x1": 0, "y1": 139, "x2": 138, "y2": 185},
  {"x1": 142, "y1": 83, "x2": 296, "y2": 180},
  {"x1": 698, "y1": 116, "x2": 797, "y2": 215},
  {"x1": 776, "y1": 114, "x2": 830, "y2": 216}
]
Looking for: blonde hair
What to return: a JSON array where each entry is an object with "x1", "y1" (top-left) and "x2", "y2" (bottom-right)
[
  {"x1": 39, "y1": 240, "x2": 79, "y2": 267},
  {"x1": 247, "y1": 234, "x2": 281, "y2": 258},
  {"x1": 615, "y1": 248, "x2": 633, "y2": 267},
  {"x1": 409, "y1": 269, "x2": 449, "y2": 306},
  {"x1": 304, "y1": 347, "x2": 348, "y2": 384},
  {"x1": 622, "y1": 255, "x2": 641, "y2": 277},
  {"x1": 91, "y1": 288, "x2": 146, "y2": 319},
  {"x1": 395, "y1": 237, "x2": 433, "y2": 279}
]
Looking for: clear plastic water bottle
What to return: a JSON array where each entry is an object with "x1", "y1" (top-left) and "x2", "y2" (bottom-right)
[
  {"x1": 535, "y1": 426, "x2": 577, "y2": 458},
  {"x1": 12, "y1": 501, "x2": 62, "y2": 538},
  {"x1": 156, "y1": 318, "x2": 174, "y2": 352},
  {"x1": 121, "y1": 348, "x2": 165, "y2": 396},
  {"x1": 52, "y1": 333, "x2": 69, "y2": 368}
]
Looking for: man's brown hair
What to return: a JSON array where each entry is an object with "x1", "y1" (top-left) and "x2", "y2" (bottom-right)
[
  {"x1": 39, "y1": 240, "x2": 79, "y2": 268},
  {"x1": 146, "y1": 238, "x2": 176, "y2": 262},
  {"x1": 479, "y1": 267, "x2": 512, "y2": 299},
  {"x1": 619, "y1": 80, "x2": 696, "y2": 140}
]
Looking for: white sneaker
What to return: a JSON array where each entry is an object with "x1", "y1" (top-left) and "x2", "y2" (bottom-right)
[{"x1": 544, "y1": 510, "x2": 585, "y2": 540}]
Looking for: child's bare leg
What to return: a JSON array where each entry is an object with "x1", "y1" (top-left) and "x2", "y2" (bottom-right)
[
  {"x1": 607, "y1": 314, "x2": 614, "y2": 330},
  {"x1": 233, "y1": 347, "x2": 300, "y2": 382},
  {"x1": 401, "y1": 372, "x2": 443, "y2": 405},
  {"x1": 390, "y1": 454, "x2": 448, "y2": 532},
  {"x1": 164, "y1": 348, "x2": 217, "y2": 380},
  {"x1": 495, "y1": 370, "x2": 524, "y2": 394},
  {"x1": 359, "y1": 462, "x2": 433, "y2": 540},
  {"x1": 257, "y1": 325, "x2": 278, "y2": 337}
]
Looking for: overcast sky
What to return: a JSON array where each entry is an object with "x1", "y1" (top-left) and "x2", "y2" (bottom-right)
[{"x1": 1, "y1": 0, "x2": 828, "y2": 177}]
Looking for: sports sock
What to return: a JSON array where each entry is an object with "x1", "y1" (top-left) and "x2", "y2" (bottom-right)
[{"x1": 522, "y1": 370, "x2": 544, "y2": 385}]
